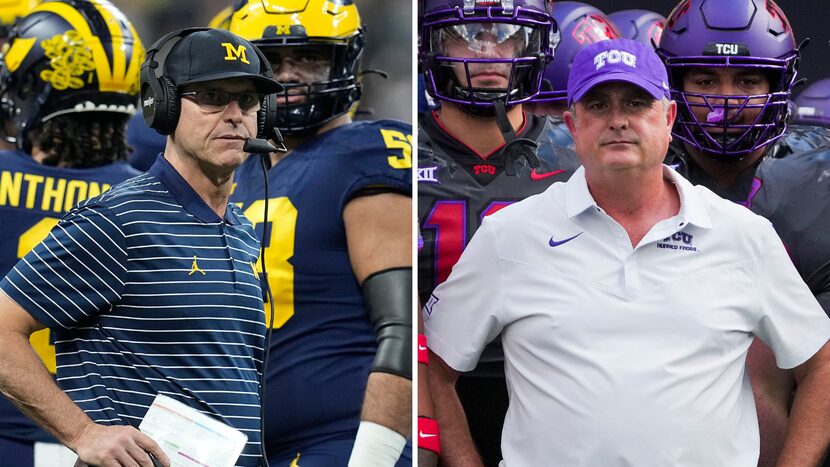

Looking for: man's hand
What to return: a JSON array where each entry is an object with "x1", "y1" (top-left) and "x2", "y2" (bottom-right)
[{"x1": 72, "y1": 423, "x2": 170, "y2": 467}]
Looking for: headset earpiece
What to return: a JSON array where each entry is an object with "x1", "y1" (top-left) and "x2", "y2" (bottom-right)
[
  {"x1": 252, "y1": 44, "x2": 279, "y2": 140},
  {"x1": 156, "y1": 76, "x2": 180, "y2": 135},
  {"x1": 257, "y1": 93, "x2": 279, "y2": 140},
  {"x1": 140, "y1": 27, "x2": 211, "y2": 135}
]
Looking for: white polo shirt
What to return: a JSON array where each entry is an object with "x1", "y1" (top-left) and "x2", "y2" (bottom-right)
[{"x1": 424, "y1": 165, "x2": 830, "y2": 467}]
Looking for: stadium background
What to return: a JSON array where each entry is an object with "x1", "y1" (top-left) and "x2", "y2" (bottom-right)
[{"x1": 109, "y1": 0, "x2": 413, "y2": 124}]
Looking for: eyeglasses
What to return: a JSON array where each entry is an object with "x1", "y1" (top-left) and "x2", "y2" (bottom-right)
[{"x1": 180, "y1": 91, "x2": 263, "y2": 113}]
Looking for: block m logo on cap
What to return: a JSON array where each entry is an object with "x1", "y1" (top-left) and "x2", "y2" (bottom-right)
[{"x1": 221, "y1": 42, "x2": 250, "y2": 64}]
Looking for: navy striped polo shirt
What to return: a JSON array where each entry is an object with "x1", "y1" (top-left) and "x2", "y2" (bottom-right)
[{"x1": 1, "y1": 156, "x2": 265, "y2": 466}]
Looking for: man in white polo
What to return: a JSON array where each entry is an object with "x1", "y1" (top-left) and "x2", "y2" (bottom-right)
[{"x1": 423, "y1": 38, "x2": 830, "y2": 467}]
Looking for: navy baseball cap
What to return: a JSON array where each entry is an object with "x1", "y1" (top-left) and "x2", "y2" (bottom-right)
[
  {"x1": 567, "y1": 38, "x2": 670, "y2": 107},
  {"x1": 165, "y1": 29, "x2": 283, "y2": 94}
]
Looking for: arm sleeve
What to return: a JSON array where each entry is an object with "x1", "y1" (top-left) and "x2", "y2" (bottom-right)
[
  {"x1": 754, "y1": 221, "x2": 830, "y2": 369},
  {"x1": 0, "y1": 204, "x2": 128, "y2": 330},
  {"x1": 423, "y1": 218, "x2": 504, "y2": 372}
]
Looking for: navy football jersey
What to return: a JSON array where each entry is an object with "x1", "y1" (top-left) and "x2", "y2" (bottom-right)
[
  {"x1": 0, "y1": 150, "x2": 139, "y2": 443},
  {"x1": 665, "y1": 125, "x2": 830, "y2": 317},
  {"x1": 418, "y1": 111, "x2": 580, "y2": 371},
  {"x1": 230, "y1": 120, "x2": 412, "y2": 457}
]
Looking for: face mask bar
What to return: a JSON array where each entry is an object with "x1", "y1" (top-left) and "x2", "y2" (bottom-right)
[
  {"x1": 672, "y1": 89, "x2": 789, "y2": 156},
  {"x1": 262, "y1": 39, "x2": 361, "y2": 133},
  {"x1": 661, "y1": 53, "x2": 799, "y2": 157}
]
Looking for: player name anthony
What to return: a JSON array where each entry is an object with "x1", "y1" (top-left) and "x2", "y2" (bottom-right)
[{"x1": 0, "y1": 171, "x2": 113, "y2": 212}]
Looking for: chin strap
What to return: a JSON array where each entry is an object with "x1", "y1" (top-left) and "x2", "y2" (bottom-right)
[{"x1": 493, "y1": 101, "x2": 539, "y2": 176}]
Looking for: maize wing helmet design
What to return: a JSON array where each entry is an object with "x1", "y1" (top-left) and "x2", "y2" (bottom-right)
[
  {"x1": 607, "y1": 9, "x2": 665, "y2": 47},
  {"x1": 0, "y1": 0, "x2": 40, "y2": 37},
  {"x1": 418, "y1": 0, "x2": 558, "y2": 109},
  {"x1": 229, "y1": 0, "x2": 363, "y2": 134},
  {"x1": 0, "y1": 0, "x2": 143, "y2": 148},
  {"x1": 657, "y1": 0, "x2": 799, "y2": 158},
  {"x1": 794, "y1": 78, "x2": 830, "y2": 127},
  {"x1": 533, "y1": 1, "x2": 619, "y2": 103}
]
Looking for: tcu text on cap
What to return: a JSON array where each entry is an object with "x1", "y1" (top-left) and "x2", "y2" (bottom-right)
[{"x1": 594, "y1": 49, "x2": 637, "y2": 70}]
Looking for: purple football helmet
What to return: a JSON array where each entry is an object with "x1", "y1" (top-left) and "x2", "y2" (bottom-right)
[
  {"x1": 657, "y1": 0, "x2": 800, "y2": 158},
  {"x1": 418, "y1": 0, "x2": 558, "y2": 108},
  {"x1": 607, "y1": 9, "x2": 665, "y2": 47},
  {"x1": 794, "y1": 78, "x2": 830, "y2": 127},
  {"x1": 532, "y1": 1, "x2": 620, "y2": 103}
]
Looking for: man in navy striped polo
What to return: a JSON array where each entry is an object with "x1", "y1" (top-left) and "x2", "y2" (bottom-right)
[{"x1": 0, "y1": 28, "x2": 283, "y2": 467}]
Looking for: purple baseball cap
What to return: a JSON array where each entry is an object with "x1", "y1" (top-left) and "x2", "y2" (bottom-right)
[{"x1": 567, "y1": 38, "x2": 670, "y2": 107}]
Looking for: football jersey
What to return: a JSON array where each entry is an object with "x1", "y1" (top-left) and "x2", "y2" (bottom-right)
[
  {"x1": 0, "y1": 150, "x2": 139, "y2": 443},
  {"x1": 665, "y1": 123, "x2": 830, "y2": 204},
  {"x1": 665, "y1": 125, "x2": 830, "y2": 317},
  {"x1": 418, "y1": 111, "x2": 580, "y2": 372},
  {"x1": 230, "y1": 120, "x2": 412, "y2": 457},
  {"x1": 751, "y1": 148, "x2": 830, "y2": 315}
]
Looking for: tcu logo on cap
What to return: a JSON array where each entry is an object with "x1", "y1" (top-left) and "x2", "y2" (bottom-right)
[{"x1": 594, "y1": 50, "x2": 636, "y2": 70}]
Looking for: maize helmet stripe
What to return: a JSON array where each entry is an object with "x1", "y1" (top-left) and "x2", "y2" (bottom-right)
[
  {"x1": 91, "y1": 0, "x2": 143, "y2": 94},
  {"x1": 4, "y1": 36, "x2": 36, "y2": 72}
]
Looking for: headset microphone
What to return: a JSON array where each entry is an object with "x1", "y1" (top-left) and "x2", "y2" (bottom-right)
[{"x1": 243, "y1": 136, "x2": 283, "y2": 154}]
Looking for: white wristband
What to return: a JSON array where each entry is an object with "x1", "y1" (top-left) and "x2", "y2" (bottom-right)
[{"x1": 347, "y1": 421, "x2": 407, "y2": 467}]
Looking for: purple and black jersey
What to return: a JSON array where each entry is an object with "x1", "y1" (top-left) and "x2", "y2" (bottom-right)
[
  {"x1": 665, "y1": 124, "x2": 830, "y2": 204},
  {"x1": 751, "y1": 148, "x2": 830, "y2": 316},
  {"x1": 0, "y1": 150, "x2": 139, "y2": 447},
  {"x1": 418, "y1": 111, "x2": 579, "y2": 370},
  {"x1": 418, "y1": 111, "x2": 578, "y2": 301},
  {"x1": 665, "y1": 124, "x2": 830, "y2": 318},
  {"x1": 231, "y1": 120, "x2": 412, "y2": 464}
]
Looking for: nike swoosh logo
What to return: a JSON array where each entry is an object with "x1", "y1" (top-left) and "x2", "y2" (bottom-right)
[
  {"x1": 418, "y1": 345, "x2": 427, "y2": 351},
  {"x1": 549, "y1": 232, "x2": 582, "y2": 247},
  {"x1": 530, "y1": 169, "x2": 566, "y2": 181},
  {"x1": 419, "y1": 431, "x2": 438, "y2": 438}
]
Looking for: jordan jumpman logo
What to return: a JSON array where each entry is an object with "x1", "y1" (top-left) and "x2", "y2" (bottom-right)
[{"x1": 189, "y1": 256, "x2": 206, "y2": 276}]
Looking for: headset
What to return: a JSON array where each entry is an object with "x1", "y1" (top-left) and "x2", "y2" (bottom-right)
[{"x1": 140, "y1": 27, "x2": 279, "y2": 140}]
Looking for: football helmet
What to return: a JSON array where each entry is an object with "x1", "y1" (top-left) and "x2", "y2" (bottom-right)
[
  {"x1": 419, "y1": 0, "x2": 558, "y2": 109},
  {"x1": 0, "y1": 0, "x2": 143, "y2": 149},
  {"x1": 794, "y1": 78, "x2": 830, "y2": 127},
  {"x1": 533, "y1": 1, "x2": 619, "y2": 103},
  {"x1": 657, "y1": 0, "x2": 800, "y2": 158},
  {"x1": 229, "y1": 0, "x2": 363, "y2": 134},
  {"x1": 607, "y1": 9, "x2": 664, "y2": 47}
]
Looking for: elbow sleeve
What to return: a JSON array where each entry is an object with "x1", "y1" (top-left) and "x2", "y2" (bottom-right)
[{"x1": 363, "y1": 267, "x2": 412, "y2": 380}]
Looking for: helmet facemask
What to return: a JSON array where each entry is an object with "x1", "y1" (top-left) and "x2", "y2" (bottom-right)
[
  {"x1": 259, "y1": 32, "x2": 364, "y2": 135},
  {"x1": 663, "y1": 53, "x2": 798, "y2": 159},
  {"x1": 419, "y1": 3, "x2": 556, "y2": 112}
]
